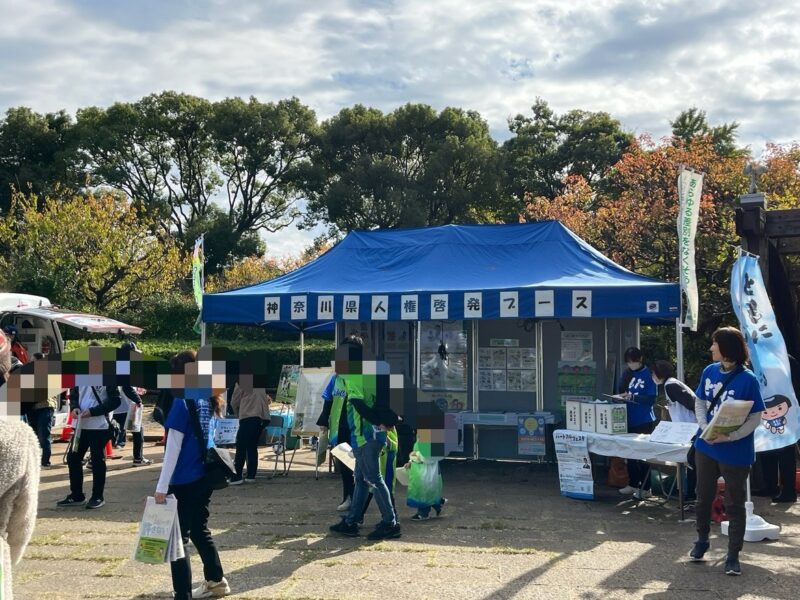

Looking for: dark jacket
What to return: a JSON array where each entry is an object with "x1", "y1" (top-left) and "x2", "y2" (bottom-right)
[{"x1": 69, "y1": 386, "x2": 121, "y2": 415}]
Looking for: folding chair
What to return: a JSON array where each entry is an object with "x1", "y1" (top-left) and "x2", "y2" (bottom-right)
[{"x1": 265, "y1": 414, "x2": 288, "y2": 478}]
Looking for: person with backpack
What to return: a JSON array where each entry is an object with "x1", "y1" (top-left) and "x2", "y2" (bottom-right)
[
  {"x1": 688, "y1": 327, "x2": 765, "y2": 576},
  {"x1": 57, "y1": 380, "x2": 121, "y2": 510},
  {"x1": 154, "y1": 350, "x2": 230, "y2": 599}
]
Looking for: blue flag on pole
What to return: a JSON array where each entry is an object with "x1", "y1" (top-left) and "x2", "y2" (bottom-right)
[{"x1": 731, "y1": 252, "x2": 800, "y2": 451}]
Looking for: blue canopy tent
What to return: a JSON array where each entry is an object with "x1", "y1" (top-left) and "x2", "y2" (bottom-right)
[{"x1": 203, "y1": 221, "x2": 680, "y2": 324}]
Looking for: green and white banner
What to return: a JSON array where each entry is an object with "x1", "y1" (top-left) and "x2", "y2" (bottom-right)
[{"x1": 677, "y1": 169, "x2": 703, "y2": 331}]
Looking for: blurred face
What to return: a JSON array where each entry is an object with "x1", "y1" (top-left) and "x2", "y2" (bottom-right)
[
  {"x1": 626, "y1": 361, "x2": 641, "y2": 371},
  {"x1": 652, "y1": 374, "x2": 663, "y2": 385},
  {"x1": 710, "y1": 340, "x2": 723, "y2": 362}
]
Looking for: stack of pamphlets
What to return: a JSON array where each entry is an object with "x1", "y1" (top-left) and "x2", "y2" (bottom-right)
[
  {"x1": 133, "y1": 496, "x2": 185, "y2": 564},
  {"x1": 700, "y1": 400, "x2": 754, "y2": 441}
]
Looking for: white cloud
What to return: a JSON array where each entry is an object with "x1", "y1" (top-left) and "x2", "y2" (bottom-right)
[{"x1": 1, "y1": 0, "x2": 799, "y2": 253}]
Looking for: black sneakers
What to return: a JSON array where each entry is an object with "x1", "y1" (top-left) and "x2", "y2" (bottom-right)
[
  {"x1": 86, "y1": 498, "x2": 105, "y2": 509},
  {"x1": 689, "y1": 540, "x2": 709, "y2": 562},
  {"x1": 56, "y1": 495, "x2": 86, "y2": 507},
  {"x1": 329, "y1": 518, "x2": 359, "y2": 537},
  {"x1": 366, "y1": 521, "x2": 401, "y2": 541},
  {"x1": 724, "y1": 555, "x2": 742, "y2": 576}
]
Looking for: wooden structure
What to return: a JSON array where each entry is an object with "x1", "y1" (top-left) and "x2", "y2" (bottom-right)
[{"x1": 736, "y1": 193, "x2": 800, "y2": 356}]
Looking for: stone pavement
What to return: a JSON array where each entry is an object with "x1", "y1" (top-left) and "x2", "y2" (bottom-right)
[{"x1": 16, "y1": 436, "x2": 800, "y2": 600}]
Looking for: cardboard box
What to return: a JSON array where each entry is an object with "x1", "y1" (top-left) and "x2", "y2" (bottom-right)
[
  {"x1": 566, "y1": 401, "x2": 581, "y2": 431},
  {"x1": 580, "y1": 402, "x2": 597, "y2": 433},
  {"x1": 595, "y1": 403, "x2": 627, "y2": 434}
]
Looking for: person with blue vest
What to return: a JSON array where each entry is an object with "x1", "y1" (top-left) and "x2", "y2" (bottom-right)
[
  {"x1": 617, "y1": 347, "x2": 658, "y2": 499},
  {"x1": 329, "y1": 336, "x2": 401, "y2": 541},
  {"x1": 688, "y1": 327, "x2": 764, "y2": 576},
  {"x1": 317, "y1": 368, "x2": 354, "y2": 511}
]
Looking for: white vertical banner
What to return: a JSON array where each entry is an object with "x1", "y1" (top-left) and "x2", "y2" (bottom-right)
[
  {"x1": 677, "y1": 168, "x2": 703, "y2": 331},
  {"x1": 731, "y1": 253, "x2": 800, "y2": 451}
]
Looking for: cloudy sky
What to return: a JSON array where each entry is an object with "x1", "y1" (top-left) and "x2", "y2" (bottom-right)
[{"x1": 1, "y1": 0, "x2": 798, "y2": 255}]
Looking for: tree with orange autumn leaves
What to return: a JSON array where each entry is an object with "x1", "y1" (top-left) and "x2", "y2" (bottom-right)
[{"x1": 523, "y1": 134, "x2": 751, "y2": 336}]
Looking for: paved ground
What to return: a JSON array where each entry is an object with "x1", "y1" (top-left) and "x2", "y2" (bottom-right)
[{"x1": 15, "y1": 427, "x2": 800, "y2": 600}]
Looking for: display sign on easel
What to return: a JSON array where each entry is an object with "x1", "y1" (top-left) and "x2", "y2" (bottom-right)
[{"x1": 291, "y1": 367, "x2": 334, "y2": 436}]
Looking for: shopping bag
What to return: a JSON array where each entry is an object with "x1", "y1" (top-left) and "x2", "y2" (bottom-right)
[
  {"x1": 133, "y1": 496, "x2": 185, "y2": 564},
  {"x1": 124, "y1": 404, "x2": 143, "y2": 432},
  {"x1": 395, "y1": 465, "x2": 410, "y2": 487},
  {"x1": 406, "y1": 460, "x2": 443, "y2": 508},
  {"x1": 607, "y1": 457, "x2": 628, "y2": 488}
]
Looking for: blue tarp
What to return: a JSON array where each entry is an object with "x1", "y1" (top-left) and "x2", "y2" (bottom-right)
[{"x1": 203, "y1": 221, "x2": 680, "y2": 325}]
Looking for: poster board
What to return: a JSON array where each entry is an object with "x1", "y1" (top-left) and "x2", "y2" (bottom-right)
[
  {"x1": 518, "y1": 415, "x2": 546, "y2": 456},
  {"x1": 553, "y1": 430, "x2": 594, "y2": 499},
  {"x1": 292, "y1": 367, "x2": 334, "y2": 436},
  {"x1": 213, "y1": 418, "x2": 239, "y2": 446},
  {"x1": 275, "y1": 365, "x2": 301, "y2": 404}
]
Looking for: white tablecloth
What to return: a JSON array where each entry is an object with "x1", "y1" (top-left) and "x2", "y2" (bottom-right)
[{"x1": 555, "y1": 430, "x2": 690, "y2": 464}]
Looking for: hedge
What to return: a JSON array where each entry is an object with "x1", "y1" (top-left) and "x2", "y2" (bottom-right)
[{"x1": 65, "y1": 338, "x2": 335, "y2": 389}]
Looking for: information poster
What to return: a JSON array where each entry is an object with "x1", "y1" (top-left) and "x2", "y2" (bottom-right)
[
  {"x1": 557, "y1": 361, "x2": 597, "y2": 406},
  {"x1": 553, "y1": 430, "x2": 594, "y2": 499},
  {"x1": 560, "y1": 331, "x2": 593, "y2": 362},
  {"x1": 213, "y1": 418, "x2": 239, "y2": 446},
  {"x1": 518, "y1": 415, "x2": 546, "y2": 456},
  {"x1": 507, "y1": 347, "x2": 536, "y2": 370},
  {"x1": 292, "y1": 367, "x2": 334, "y2": 436},
  {"x1": 507, "y1": 369, "x2": 536, "y2": 392},
  {"x1": 343, "y1": 321, "x2": 373, "y2": 351},
  {"x1": 384, "y1": 322, "x2": 411, "y2": 352},
  {"x1": 385, "y1": 352, "x2": 411, "y2": 382},
  {"x1": 420, "y1": 351, "x2": 467, "y2": 391},
  {"x1": 478, "y1": 368, "x2": 506, "y2": 391},
  {"x1": 421, "y1": 321, "x2": 468, "y2": 353},
  {"x1": 275, "y1": 365, "x2": 301, "y2": 404}
]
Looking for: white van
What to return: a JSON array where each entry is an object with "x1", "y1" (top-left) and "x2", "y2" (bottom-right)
[{"x1": 0, "y1": 292, "x2": 142, "y2": 356}]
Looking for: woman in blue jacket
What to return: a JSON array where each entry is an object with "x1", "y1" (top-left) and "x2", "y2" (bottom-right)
[
  {"x1": 618, "y1": 347, "x2": 658, "y2": 499},
  {"x1": 688, "y1": 327, "x2": 764, "y2": 576}
]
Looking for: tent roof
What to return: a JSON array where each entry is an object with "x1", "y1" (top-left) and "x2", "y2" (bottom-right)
[{"x1": 203, "y1": 221, "x2": 680, "y2": 324}]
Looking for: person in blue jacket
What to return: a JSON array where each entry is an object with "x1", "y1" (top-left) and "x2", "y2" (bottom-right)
[
  {"x1": 617, "y1": 347, "x2": 658, "y2": 499},
  {"x1": 154, "y1": 350, "x2": 230, "y2": 599},
  {"x1": 688, "y1": 327, "x2": 765, "y2": 577}
]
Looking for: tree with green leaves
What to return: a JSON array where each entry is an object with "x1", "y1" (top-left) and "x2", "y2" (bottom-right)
[
  {"x1": 670, "y1": 107, "x2": 742, "y2": 158},
  {"x1": 301, "y1": 103, "x2": 503, "y2": 233},
  {"x1": 0, "y1": 191, "x2": 184, "y2": 314},
  {"x1": 503, "y1": 98, "x2": 632, "y2": 211},
  {"x1": 0, "y1": 107, "x2": 82, "y2": 212}
]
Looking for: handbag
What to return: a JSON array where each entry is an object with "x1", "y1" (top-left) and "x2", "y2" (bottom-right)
[
  {"x1": 687, "y1": 366, "x2": 744, "y2": 469},
  {"x1": 91, "y1": 386, "x2": 121, "y2": 443},
  {"x1": 186, "y1": 400, "x2": 236, "y2": 490}
]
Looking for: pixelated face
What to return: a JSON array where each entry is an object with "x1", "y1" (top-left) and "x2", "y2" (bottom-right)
[
  {"x1": 333, "y1": 342, "x2": 375, "y2": 375},
  {"x1": 762, "y1": 403, "x2": 789, "y2": 420}
]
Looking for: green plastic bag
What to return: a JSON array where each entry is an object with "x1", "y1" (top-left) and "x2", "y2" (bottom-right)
[{"x1": 406, "y1": 459, "x2": 443, "y2": 508}]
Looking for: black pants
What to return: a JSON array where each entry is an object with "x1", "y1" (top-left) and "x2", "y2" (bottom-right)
[
  {"x1": 627, "y1": 421, "x2": 656, "y2": 490},
  {"x1": 695, "y1": 450, "x2": 751, "y2": 556},
  {"x1": 234, "y1": 417, "x2": 264, "y2": 479},
  {"x1": 170, "y1": 478, "x2": 224, "y2": 599},
  {"x1": 758, "y1": 445, "x2": 797, "y2": 497},
  {"x1": 68, "y1": 429, "x2": 108, "y2": 501},
  {"x1": 112, "y1": 413, "x2": 145, "y2": 460},
  {"x1": 335, "y1": 457, "x2": 355, "y2": 501}
]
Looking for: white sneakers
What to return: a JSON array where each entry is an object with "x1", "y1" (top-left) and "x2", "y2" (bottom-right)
[
  {"x1": 191, "y1": 577, "x2": 230, "y2": 598},
  {"x1": 618, "y1": 485, "x2": 637, "y2": 495},
  {"x1": 337, "y1": 497, "x2": 352, "y2": 511}
]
